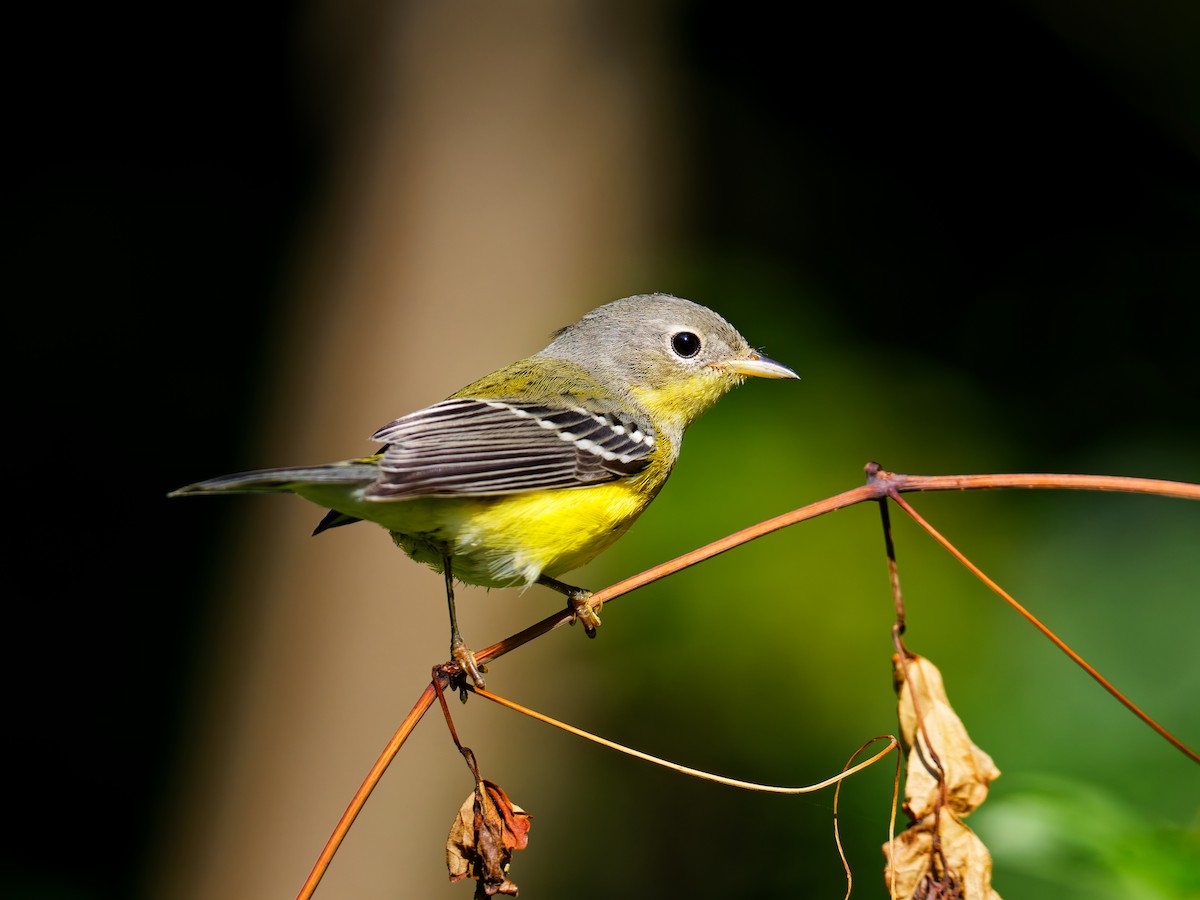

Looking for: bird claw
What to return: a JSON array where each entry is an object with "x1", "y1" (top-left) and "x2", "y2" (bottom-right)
[
  {"x1": 450, "y1": 640, "x2": 487, "y2": 689},
  {"x1": 569, "y1": 591, "x2": 602, "y2": 638}
]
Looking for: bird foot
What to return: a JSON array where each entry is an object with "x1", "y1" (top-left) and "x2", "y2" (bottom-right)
[
  {"x1": 450, "y1": 639, "x2": 487, "y2": 689},
  {"x1": 568, "y1": 590, "x2": 602, "y2": 638}
]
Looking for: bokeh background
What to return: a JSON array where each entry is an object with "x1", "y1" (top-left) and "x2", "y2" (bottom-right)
[{"x1": 9, "y1": 2, "x2": 1198, "y2": 898}]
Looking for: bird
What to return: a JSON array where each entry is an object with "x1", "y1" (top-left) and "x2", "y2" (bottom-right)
[{"x1": 170, "y1": 293, "x2": 798, "y2": 686}]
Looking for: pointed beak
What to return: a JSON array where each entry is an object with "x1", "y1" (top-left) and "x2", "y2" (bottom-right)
[{"x1": 713, "y1": 349, "x2": 799, "y2": 380}]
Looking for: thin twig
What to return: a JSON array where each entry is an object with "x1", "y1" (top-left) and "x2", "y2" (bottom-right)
[
  {"x1": 877, "y1": 494, "x2": 906, "y2": 629},
  {"x1": 477, "y1": 471, "x2": 1198, "y2": 663},
  {"x1": 889, "y1": 491, "x2": 1200, "y2": 765},
  {"x1": 834, "y1": 736, "x2": 904, "y2": 900},
  {"x1": 472, "y1": 483, "x2": 880, "y2": 668},
  {"x1": 891, "y1": 634, "x2": 948, "y2": 790},
  {"x1": 297, "y1": 677, "x2": 444, "y2": 900},
  {"x1": 887, "y1": 740, "x2": 901, "y2": 900},
  {"x1": 472, "y1": 686, "x2": 898, "y2": 793},
  {"x1": 875, "y1": 469, "x2": 1200, "y2": 500}
]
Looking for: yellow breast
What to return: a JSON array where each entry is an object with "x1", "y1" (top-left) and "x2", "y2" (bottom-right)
[{"x1": 386, "y1": 477, "x2": 661, "y2": 588}]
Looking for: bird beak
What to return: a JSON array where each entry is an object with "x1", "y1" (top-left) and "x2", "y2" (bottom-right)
[{"x1": 712, "y1": 350, "x2": 799, "y2": 380}]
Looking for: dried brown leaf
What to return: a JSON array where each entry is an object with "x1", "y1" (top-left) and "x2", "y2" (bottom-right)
[
  {"x1": 883, "y1": 808, "x2": 1001, "y2": 900},
  {"x1": 446, "y1": 779, "x2": 532, "y2": 896},
  {"x1": 894, "y1": 654, "x2": 1000, "y2": 818}
]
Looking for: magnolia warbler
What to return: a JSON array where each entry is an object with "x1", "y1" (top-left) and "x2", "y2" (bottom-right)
[{"x1": 171, "y1": 293, "x2": 797, "y2": 685}]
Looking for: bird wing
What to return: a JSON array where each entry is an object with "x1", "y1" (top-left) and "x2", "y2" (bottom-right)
[{"x1": 364, "y1": 397, "x2": 657, "y2": 500}]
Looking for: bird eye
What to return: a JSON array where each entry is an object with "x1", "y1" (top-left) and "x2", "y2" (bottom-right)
[{"x1": 671, "y1": 331, "x2": 701, "y2": 358}]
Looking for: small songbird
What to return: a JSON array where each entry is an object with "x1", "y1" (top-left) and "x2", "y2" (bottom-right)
[{"x1": 171, "y1": 293, "x2": 798, "y2": 685}]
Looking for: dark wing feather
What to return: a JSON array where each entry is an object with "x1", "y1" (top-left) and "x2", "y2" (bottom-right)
[{"x1": 364, "y1": 398, "x2": 656, "y2": 500}]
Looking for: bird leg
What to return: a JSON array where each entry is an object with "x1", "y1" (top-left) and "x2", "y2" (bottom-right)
[
  {"x1": 444, "y1": 558, "x2": 486, "y2": 687},
  {"x1": 538, "y1": 575, "x2": 601, "y2": 638}
]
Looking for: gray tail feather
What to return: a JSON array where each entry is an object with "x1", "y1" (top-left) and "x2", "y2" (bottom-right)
[{"x1": 168, "y1": 461, "x2": 377, "y2": 497}]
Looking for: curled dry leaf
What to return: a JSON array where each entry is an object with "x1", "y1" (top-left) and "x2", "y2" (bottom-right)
[
  {"x1": 446, "y1": 779, "x2": 532, "y2": 896},
  {"x1": 894, "y1": 654, "x2": 1000, "y2": 819},
  {"x1": 883, "y1": 808, "x2": 1001, "y2": 900},
  {"x1": 885, "y1": 654, "x2": 1002, "y2": 899}
]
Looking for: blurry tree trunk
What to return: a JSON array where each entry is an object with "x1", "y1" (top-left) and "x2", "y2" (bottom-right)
[{"x1": 149, "y1": 4, "x2": 676, "y2": 898}]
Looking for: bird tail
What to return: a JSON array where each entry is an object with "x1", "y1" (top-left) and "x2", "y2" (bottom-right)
[{"x1": 168, "y1": 460, "x2": 379, "y2": 497}]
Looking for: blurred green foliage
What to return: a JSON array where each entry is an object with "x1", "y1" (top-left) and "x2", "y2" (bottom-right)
[{"x1": 976, "y1": 774, "x2": 1200, "y2": 899}]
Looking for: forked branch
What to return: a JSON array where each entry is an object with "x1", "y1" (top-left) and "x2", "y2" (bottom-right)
[{"x1": 297, "y1": 466, "x2": 1199, "y2": 899}]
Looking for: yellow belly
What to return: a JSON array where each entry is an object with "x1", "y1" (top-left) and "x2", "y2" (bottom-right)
[
  {"x1": 386, "y1": 481, "x2": 654, "y2": 588},
  {"x1": 292, "y1": 475, "x2": 657, "y2": 589}
]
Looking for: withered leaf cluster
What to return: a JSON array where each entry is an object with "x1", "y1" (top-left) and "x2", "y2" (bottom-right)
[
  {"x1": 884, "y1": 654, "x2": 1002, "y2": 900},
  {"x1": 447, "y1": 779, "x2": 532, "y2": 897}
]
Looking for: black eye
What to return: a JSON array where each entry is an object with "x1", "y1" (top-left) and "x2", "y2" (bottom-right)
[{"x1": 671, "y1": 331, "x2": 701, "y2": 358}]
